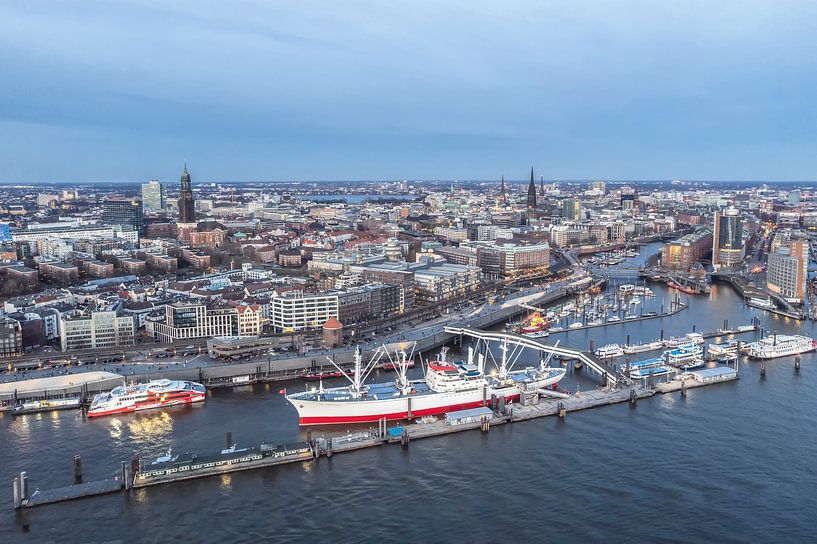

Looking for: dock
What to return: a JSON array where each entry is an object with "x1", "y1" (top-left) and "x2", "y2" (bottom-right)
[{"x1": 11, "y1": 363, "x2": 740, "y2": 510}]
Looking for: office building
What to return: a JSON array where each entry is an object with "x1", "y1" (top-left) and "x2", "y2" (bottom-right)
[
  {"x1": 59, "y1": 311, "x2": 135, "y2": 352},
  {"x1": 476, "y1": 242, "x2": 550, "y2": 279},
  {"x1": 270, "y1": 291, "x2": 339, "y2": 333},
  {"x1": 712, "y1": 208, "x2": 744, "y2": 270},
  {"x1": 102, "y1": 198, "x2": 144, "y2": 233},
  {"x1": 562, "y1": 199, "x2": 581, "y2": 221},
  {"x1": 141, "y1": 180, "x2": 167, "y2": 210},
  {"x1": 0, "y1": 316, "x2": 23, "y2": 357},
  {"x1": 767, "y1": 240, "x2": 808, "y2": 303},
  {"x1": 661, "y1": 229, "x2": 713, "y2": 271}
]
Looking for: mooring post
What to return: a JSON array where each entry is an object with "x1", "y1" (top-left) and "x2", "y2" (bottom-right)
[
  {"x1": 121, "y1": 461, "x2": 128, "y2": 489},
  {"x1": 795, "y1": 354, "x2": 801, "y2": 373},
  {"x1": 13, "y1": 476, "x2": 21, "y2": 509},
  {"x1": 760, "y1": 362, "x2": 766, "y2": 379},
  {"x1": 20, "y1": 471, "x2": 28, "y2": 503},
  {"x1": 558, "y1": 402, "x2": 566, "y2": 418},
  {"x1": 226, "y1": 432, "x2": 233, "y2": 448},
  {"x1": 681, "y1": 380, "x2": 687, "y2": 398},
  {"x1": 73, "y1": 454, "x2": 82, "y2": 483}
]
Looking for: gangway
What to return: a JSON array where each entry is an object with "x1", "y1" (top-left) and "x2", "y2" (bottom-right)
[{"x1": 444, "y1": 325, "x2": 620, "y2": 386}]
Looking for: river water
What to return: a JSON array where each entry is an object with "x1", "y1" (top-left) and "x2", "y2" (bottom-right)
[{"x1": 2, "y1": 280, "x2": 816, "y2": 543}]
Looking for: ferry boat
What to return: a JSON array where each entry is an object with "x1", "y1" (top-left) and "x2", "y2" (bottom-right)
[
  {"x1": 286, "y1": 344, "x2": 566, "y2": 426},
  {"x1": 88, "y1": 379, "x2": 206, "y2": 417},
  {"x1": 743, "y1": 335, "x2": 817, "y2": 360},
  {"x1": 629, "y1": 366, "x2": 673, "y2": 380},
  {"x1": 623, "y1": 341, "x2": 663, "y2": 354},
  {"x1": 627, "y1": 357, "x2": 664, "y2": 372},
  {"x1": 664, "y1": 333, "x2": 705, "y2": 348},
  {"x1": 707, "y1": 341, "x2": 739, "y2": 359},
  {"x1": 746, "y1": 297, "x2": 777, "y2": 311},
  {"x1": 595, "y1": 344, "x2": 624, "y2": 358},
  {"x1": 665, "y1": 344, "x2": 702, "y2": 365}
]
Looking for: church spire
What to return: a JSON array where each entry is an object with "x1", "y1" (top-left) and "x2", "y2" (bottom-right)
[
  {"x1": 540, "y1": 175, "x2": 545, "y2": 197},
  {"x1": 499, "y1": 173, "x2": 507, "y2": 204},
  {"x1": 526, "y1": 166, "x2": 537, "y2": 212}
]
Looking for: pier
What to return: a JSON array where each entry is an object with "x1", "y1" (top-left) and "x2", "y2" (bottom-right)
[{"x1": 11, "y1": 364, "x2": 741, "y2": 511}]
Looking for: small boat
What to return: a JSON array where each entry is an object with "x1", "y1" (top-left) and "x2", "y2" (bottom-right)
[
  {"x1": 304, "y1": 370, "x2": 353, "y2": 380},
  {"x1": 595, "y1": 344, "x2": 624, "y2": 358},
  {"x1": 680, "y1": 358, "x2": 705, "y2": 371},
  {"x1": 625, "y1": 314, "x2": 638, "y2": 320},
  {"x1": 569, "y1": 322, "x2": 584, "y2": 329},
  {"x1": 623, "y1": 341, "x2": 663, "y2": 354},
  {"x1": 524, "y1": 330, "x2": 550, "y2": 338},
  {"x1": 629, "y1": 366, "x2": 673, "y2": 380},
  {"x1": 151, "y1": 448, "x2": 179, "y2": 465},
  {"x1": 607, "y1": 316, "x2": 621, "y2": 323}
]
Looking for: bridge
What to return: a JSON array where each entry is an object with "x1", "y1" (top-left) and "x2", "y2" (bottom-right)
[{"x1": 443, "y1": 325, "x2": 620, "y2": 386}]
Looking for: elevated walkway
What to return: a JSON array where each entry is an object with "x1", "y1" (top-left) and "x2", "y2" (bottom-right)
[{"x1": 443, "y1": 325, "x2": 619, "y2": 386}]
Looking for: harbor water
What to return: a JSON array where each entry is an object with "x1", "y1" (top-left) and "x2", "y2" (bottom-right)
[{"x1": 2, "y1": 283, "x2": 817, "y2": 543}]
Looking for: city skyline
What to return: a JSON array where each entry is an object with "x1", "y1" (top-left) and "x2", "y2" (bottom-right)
[{"x1": 2, "y1": 1, "x2": 817, "y2": 182}]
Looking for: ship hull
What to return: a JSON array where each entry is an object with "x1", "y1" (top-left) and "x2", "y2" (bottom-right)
[
  {"x1": 289, "y1": 372, "x2": 564, "y2": 426},
  {"x1": 88, "y1": 391, "x2": 205, "y2": 418}
]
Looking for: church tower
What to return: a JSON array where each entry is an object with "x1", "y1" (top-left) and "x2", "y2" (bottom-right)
[
  {"x1": 178, "y1": 163, "x2": 196, "y2": 224},
  {"x1": 526, "y1": 166, "x2": 537, "y2": 214}
]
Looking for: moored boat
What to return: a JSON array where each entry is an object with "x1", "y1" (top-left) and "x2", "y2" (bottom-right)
[
  {"x1": 286, "y1": 344, "x2": 566, "y2": 426},
  {"x1": 743, "y1": 335, "x2": 817, "y2": 360},
  {"x1": 88, "y1": 379, "x2": 206, "y2": 418}
]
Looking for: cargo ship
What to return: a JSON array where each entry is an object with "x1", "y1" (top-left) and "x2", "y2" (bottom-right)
[
  {"x1": 286, "y1": 343, "x2": 566, "y2": 426},
  {"x1": 88, "y1": 379, "x2": 206, "y2": 417},
  {"x1": 743, "y1": 335, "x2": 817, "y2": 360}
]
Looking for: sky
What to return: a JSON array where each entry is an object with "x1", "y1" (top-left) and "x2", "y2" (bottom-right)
[{"x1": 1, "y1": 1, "x2": 816, "y2": 183}]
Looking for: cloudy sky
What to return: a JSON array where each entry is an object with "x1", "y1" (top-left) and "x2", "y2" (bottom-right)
[{"x1": 1, "y1": 1, "x2": 816, "y2": 182}]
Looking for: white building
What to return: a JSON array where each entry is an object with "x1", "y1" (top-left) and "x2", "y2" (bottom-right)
[
  {"x1": 59, "y1": 311, "x2": 135, "y2": 352},
  {"x1": 270, "y1": 291, "x2": 339, "y2": 332}
]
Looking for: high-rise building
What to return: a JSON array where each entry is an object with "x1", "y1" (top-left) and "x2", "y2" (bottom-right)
[
  {"x1": 712, "y1": 208, "x2": 744, "y2": 270},
  {"x1": 0, "y1": 222, "x2": 11, "y2": 242},
  {"x1": 101, "y1": 198, "x2": 144, "y2": 233},
  {"x1": 141, "y1": 180, "x2": 166, "y2": 210},
  {"x1": 562, "y1": 198, "x2": 581, "y2": 221},
  {"x1": 767, "y1": 239, "x2": 808, "y2": 303},
  {"x1": 526, "y1": 166, "x2": 537, "y2": 215},
  {"x1": 178, "y1": 164, "x2": 196, "y2": 224}
]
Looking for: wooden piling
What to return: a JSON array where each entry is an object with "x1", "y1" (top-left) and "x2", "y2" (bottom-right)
[{"x1": 73, "y1": 455, "x2": 82, "y2": 483}]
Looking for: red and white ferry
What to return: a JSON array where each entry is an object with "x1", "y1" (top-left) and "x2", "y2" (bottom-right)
[
  {"x1": 88, "y1": 379, "x2": 206, "y2": 417},
  {"x1": 286, "y1": 343, "x2": 565, "y2": 426}
]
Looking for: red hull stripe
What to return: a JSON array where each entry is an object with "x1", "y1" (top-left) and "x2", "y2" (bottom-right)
[{"x1": 298, "y1": 396, "x2": 519, "y2": 425}]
